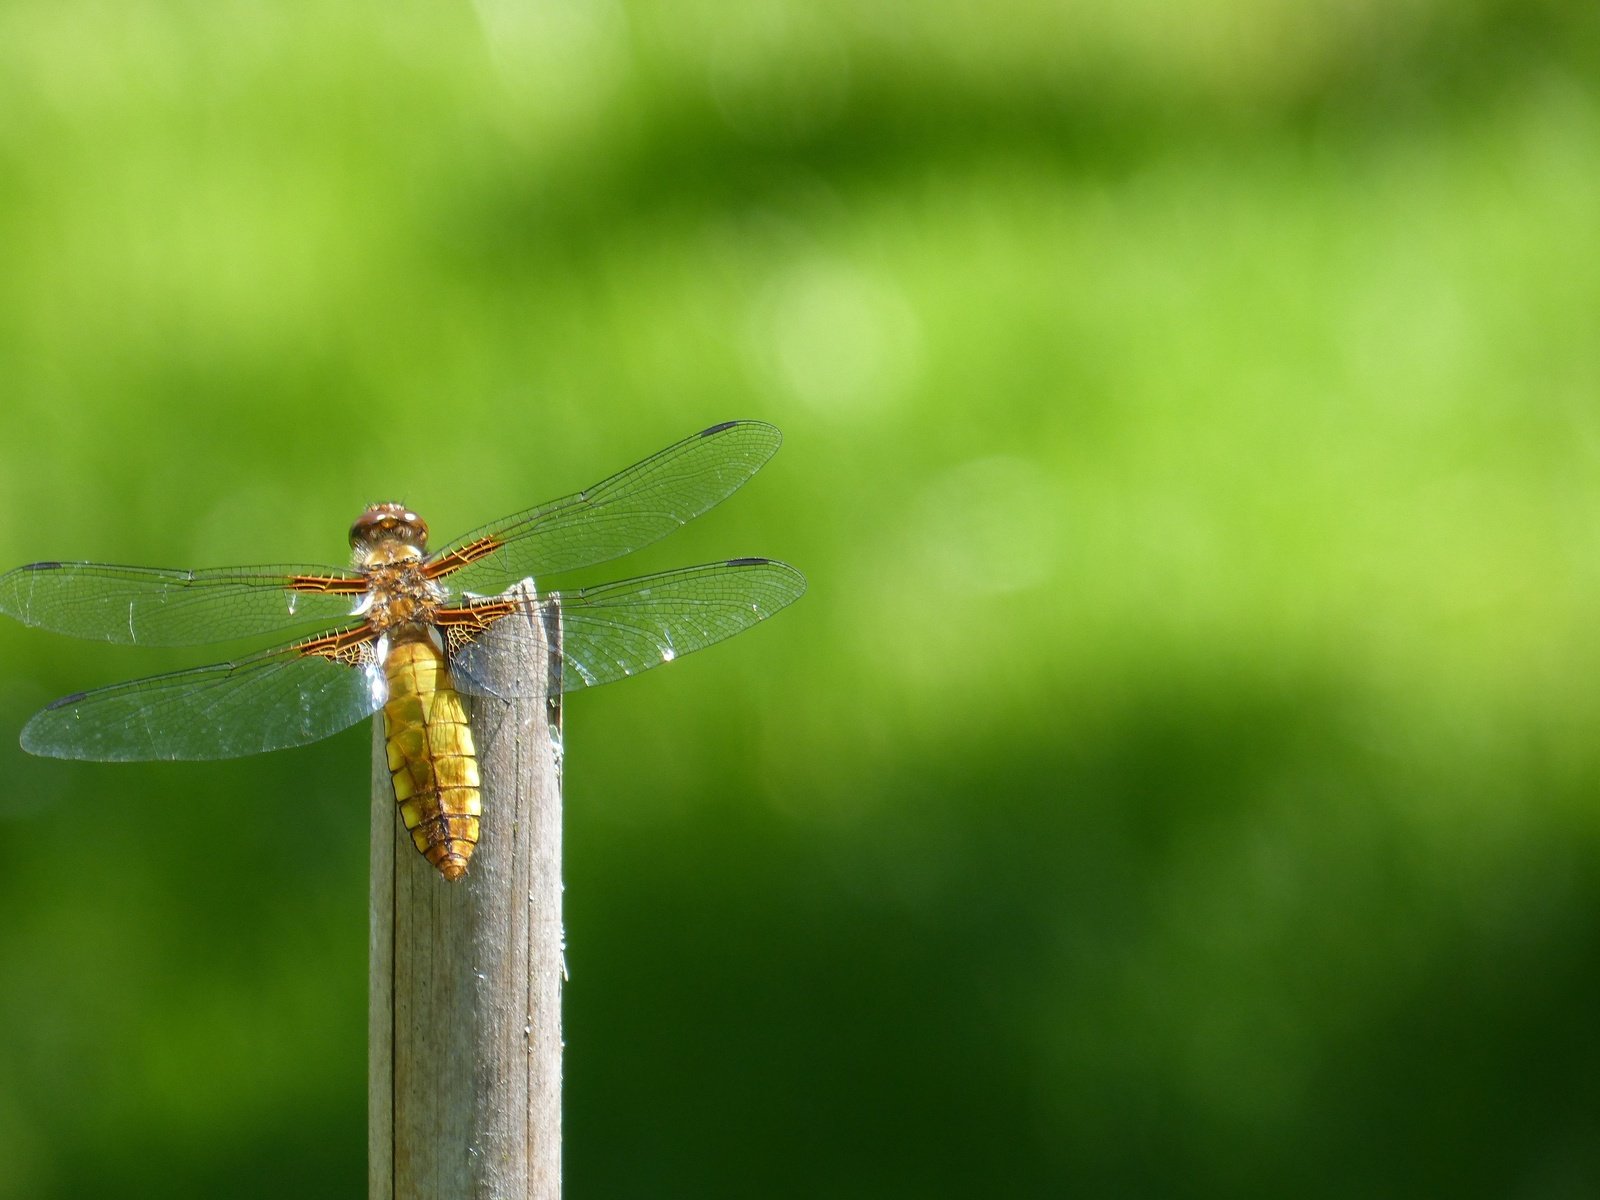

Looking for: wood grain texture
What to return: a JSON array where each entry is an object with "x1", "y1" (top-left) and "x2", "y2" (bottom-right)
[{"x1": 370, "y1": 585, "x2": 564, "y2": 1199}]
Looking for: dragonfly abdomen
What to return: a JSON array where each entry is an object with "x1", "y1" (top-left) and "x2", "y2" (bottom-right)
[{"x1": 383, "y1": 635, "x2": 481, "y2": 881}]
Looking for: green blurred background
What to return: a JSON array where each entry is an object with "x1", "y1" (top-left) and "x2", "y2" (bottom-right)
[{"x1": 2, "y1": 1, "x2": 1598, "y2": 1196}]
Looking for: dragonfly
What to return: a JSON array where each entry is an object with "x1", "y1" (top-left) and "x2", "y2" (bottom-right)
[{"x1": 0, "y1": 420, "x2": 804, "y2": 880}]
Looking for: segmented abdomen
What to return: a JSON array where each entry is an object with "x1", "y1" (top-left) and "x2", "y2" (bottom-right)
[{"x1": 383, "y1": 636, "x2": 481, "y2": 881}]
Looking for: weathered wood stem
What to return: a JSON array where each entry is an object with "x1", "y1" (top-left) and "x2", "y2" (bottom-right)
[{"x1": 370, "y1": 586, "x2": 563, "y2": 1199}]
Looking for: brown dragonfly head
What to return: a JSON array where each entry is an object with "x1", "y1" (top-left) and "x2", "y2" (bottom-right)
[{"x1": 349, "y1": 503, "x2": 429, "y2": 556}]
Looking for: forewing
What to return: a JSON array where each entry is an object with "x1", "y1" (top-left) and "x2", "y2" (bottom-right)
[
  {"x1": 21, "y1": 626, "x2": 386, "y2": 761},
  {"x1": 447, "y1": 559, "x2": 806, "y2": 699},
  {"x1": 0, "y1": 561, "x2": 365, "y2": 647},
  {"x1": 427, "y1": 421, "x2": 783, "y2": 596}
]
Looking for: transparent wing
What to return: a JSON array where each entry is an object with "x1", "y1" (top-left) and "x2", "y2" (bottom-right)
[
  {"x1": 21, "y1": 627, "x2": 386, "y2": 762},
  {"x1": 0, "y1": 561, "x2": 364, "y2": 647},
  {"x1": 429, "y1": 421, "x2": 783, "y2": 597},
  {"x1": 448, "y1": 559, "x2": 806, "y2": 699}
]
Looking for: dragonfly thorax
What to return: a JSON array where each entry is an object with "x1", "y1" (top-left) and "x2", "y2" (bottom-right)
[
  {"x1": 360, "y1": 553, "x2": 444, "y2": 634},
  {"x1": 350, "y1": 505, "x2": 441, "y2": 633}
]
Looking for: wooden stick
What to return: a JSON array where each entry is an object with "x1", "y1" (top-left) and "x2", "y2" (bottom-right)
[{"x1": 370, "y1": 586, "x2": 564, "y2": 1199}]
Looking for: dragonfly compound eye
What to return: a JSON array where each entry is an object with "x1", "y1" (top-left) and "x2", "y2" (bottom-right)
[{"x1": 351, "y1": 504, "x2": 429, "y2": 550}]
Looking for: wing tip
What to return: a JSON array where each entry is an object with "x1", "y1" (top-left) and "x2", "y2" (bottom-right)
[
  {"x1": 19, "y1": 693, "x2": 91, "y2": 759},
  {"x1": 0, "y1": 561, "x2": 60, "y2": 606},
  {"x1": 699, "y1": 419, "x2": 782, "y2": 448},
  {"x1": 725, "y1": 557, "x2": 807, "y2": 599},
  {"x1": 20, "y1": 714, "x2": 77, "y2": 759}
]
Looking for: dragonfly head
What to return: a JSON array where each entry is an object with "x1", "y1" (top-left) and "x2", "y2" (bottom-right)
[{"x1": 350, "y1": 503, "x2": 429, "y2": 557}]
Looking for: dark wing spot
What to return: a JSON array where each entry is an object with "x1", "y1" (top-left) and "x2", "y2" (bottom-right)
[
  {"x1": 24, "y1": 561, "x2": 63, "y2": 571},
  {"x1": 46, "y1": 691, "x2": 88, "y2": 709},
  {"x1": 725, "y1": 557, "x2": 770, "y2": 567},
  {"x1": 700, "y1": 420, "x2": 738, "y2": 436}
]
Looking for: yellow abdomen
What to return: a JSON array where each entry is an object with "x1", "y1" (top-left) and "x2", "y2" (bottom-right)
[{"x1": 383, "y1": 635, "x2": 481, "y2": 881}]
